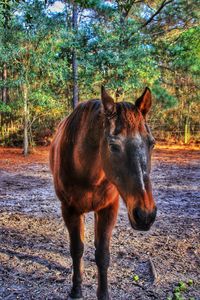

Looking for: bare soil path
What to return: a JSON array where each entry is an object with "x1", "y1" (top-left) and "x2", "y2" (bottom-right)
[{"x1": 0, "y1": 147, "x2": 199, "y2": 300}]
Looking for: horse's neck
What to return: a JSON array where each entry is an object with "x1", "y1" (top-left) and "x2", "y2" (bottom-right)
[{"x1": 72, "y1": 105, "x2": 105, "y2": 183}]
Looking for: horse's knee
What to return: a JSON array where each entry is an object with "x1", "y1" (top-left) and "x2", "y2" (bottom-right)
[
  {"x1": 95, "y1": 248, "x2": 110, "y2": 269},
  {"x1": 70, "y1": 242, "x2": 84, "y2": 259}
]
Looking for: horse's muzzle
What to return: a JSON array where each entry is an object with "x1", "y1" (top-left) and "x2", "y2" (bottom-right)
[{"x1": 129, "y1": 207, "x2": 157, "y2": 231}]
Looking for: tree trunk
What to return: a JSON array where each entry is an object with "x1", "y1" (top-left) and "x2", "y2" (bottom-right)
[
  {"x1": 72, "y1": 2, "x2": 79, "y2": 109},
  {"x1": 2, "y1": 63, "x2": 8, "y2": 103},
  {"x1": 23, "y1": 84, "x2": 29, "y2": 156}
]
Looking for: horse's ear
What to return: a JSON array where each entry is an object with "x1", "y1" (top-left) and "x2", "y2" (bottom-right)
[
  {"x1": 101, "y1": 86, "x2": 116, "y2": 116},
  {"x1": 135, "y1": 87, "x2": 152, "y2": 117}
]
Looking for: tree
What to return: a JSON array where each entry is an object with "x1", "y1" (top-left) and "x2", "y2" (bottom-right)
[
  {"x1": 0, "y1": 0, "x2": 199, "y2": 148},
  {"x1": 0, "y1": 0, "x2": 66, "y2": 151},
  {"x1": 72, "y1": 1, "x2": 79, "y2": 108}
]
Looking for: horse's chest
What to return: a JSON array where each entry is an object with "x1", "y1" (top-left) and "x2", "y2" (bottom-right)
[
  {"x1": 66, "y1": 181, "x2": 118, "y2": 213},
  {"x1": 91, "y1": 182, "x2": 118, "y2": 211}
]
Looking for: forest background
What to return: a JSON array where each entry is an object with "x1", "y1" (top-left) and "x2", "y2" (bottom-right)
[{"x1": 0, "y1": 0, "x2": 199, "y2": 155}]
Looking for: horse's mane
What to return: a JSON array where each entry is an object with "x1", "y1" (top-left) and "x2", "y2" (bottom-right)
[
  {"x1": 60, "y1": 99, "x2": 144, "y2": 144},
  {"x1": 60, "y1": 100, "x2": 102, "y2": 144}
]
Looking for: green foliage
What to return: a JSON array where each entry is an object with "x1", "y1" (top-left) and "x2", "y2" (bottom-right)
[
  {"x1": 188, "y1": 279, "x2": 193, "y2": 286},
  {"x1": 152, "y1": 83, "x2": 178, "y2": 109},
  {"x1": 133, "y1": 274, "x2": 139, "y2": 282},
  {"x1": 168, "y1": 26, "x2": 200, "y2": 75},
  {"x1": 168, "y1": 280, "x2": 197, "y2": 300},
  {"x1": 0, "y1": 0, "x2": 199, "y2": 146},
  {"x1": 0, "y1": 101, "x2": 11, "y2": 113}
]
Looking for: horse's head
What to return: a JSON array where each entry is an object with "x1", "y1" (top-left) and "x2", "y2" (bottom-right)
[{"x1": 101, "y1": 86, "x2": 157, "y2": 231}]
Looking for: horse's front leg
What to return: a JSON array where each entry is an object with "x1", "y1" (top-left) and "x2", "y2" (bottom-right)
[
  {"x1": 95, "y1": 199, "x2": 119, "y2": 300},
  {"x1": 62, "y1": 204, "x2": 84, "y2": 300}
]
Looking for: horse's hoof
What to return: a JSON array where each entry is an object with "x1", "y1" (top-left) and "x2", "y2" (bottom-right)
[
  {"x1": 68, "y1": 288, "x2": 83, "y2": 300},
  {"x1": 97, "y1": 292, "x2": 109, "y2": 300}
]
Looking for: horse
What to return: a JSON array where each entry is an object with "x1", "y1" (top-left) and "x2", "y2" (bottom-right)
[{"x1": 49, "y1": 86, "x2": 157, "y2": 300}]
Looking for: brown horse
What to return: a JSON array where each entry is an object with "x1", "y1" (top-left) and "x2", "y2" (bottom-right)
[{"x1": 50, "y1": 86, "x2": 157, "y2": 300}]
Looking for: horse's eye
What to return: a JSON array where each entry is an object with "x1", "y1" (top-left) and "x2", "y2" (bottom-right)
[{"x1": 109, "y1": 144, "x2": 121, "y2": 153}]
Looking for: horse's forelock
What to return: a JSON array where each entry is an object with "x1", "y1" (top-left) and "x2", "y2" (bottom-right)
[{"x1": 116, "y1": 102, "x2": 144, "y2": 132}]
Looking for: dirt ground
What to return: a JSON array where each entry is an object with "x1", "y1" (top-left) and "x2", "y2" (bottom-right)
[{"x1": 0, "y1": 147, "x2": 199, "y2": 300}]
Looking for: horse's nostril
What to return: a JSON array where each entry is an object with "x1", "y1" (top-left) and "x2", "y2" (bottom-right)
[
  {"x1": 133, "y1": 207, "x2": 157, "y2": 226},
  {"x1": 134, "y1": 207, "x2": 145, "y2": 222}
]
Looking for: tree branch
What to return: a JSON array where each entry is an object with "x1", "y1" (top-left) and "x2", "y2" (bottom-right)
[{"x1": 141, "y1": 0, "x2": 174, "y2": 28}]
